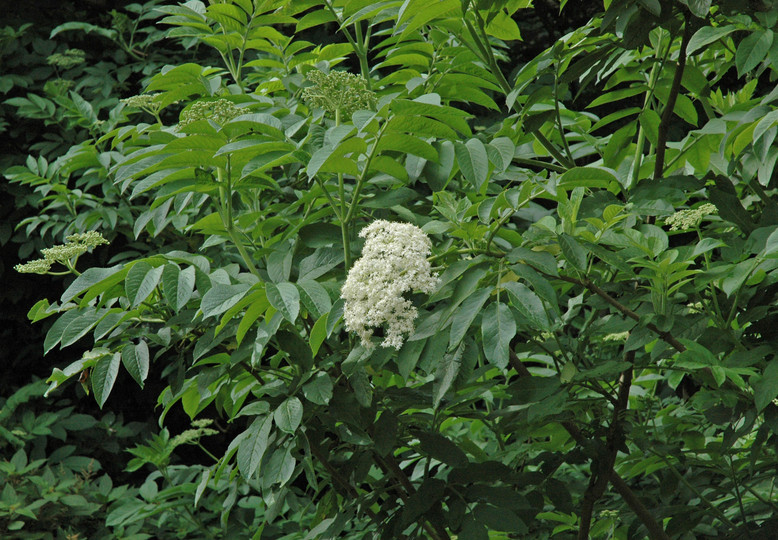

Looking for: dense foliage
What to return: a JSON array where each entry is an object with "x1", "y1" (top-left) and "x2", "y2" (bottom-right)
[{"x1": 5, "y1": 0, "x2": 778, "y2": 538}]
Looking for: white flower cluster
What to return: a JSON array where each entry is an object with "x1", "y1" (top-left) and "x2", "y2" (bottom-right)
[
  {"x1": 665, "y1": 203, "x2": 717, "y2": 231},
  {"x1": 341, "y1": 220, "x2": 439, "y2": 350}
]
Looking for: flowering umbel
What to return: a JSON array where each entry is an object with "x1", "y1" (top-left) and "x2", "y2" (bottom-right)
[
  {"x1": 301, "y1": 69, "x2": 377, "y2": 120},
  {"x1": 341, "y1": 220, "x2": 439, "y2": 350},
  {"x1": 178, "y1": 99, "x2": 242, "y2": 128},
  {"x1": 665, "y1": 203, "x2": 717, "y2": 231}
]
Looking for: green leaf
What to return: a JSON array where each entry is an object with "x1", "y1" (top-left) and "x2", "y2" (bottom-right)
[
  {"x1": 122, "y1": 341, "x2": 149, "y2": 389},
  {"x1": 503, "y1": 282, "x2": 550, "y2": 331},
  {"x1": 161, "y1": 264, "x2": 196, "y2": 312},
  {"x1": 481, "y1": 302, "x2": 516, "y2": 369},
  {"x1": 62, "y1": 265, "x2": 125, "y2": 304},
  {"x1": 201, "y1": 283, "x2": 252, "y2": 318},
  {"x1": 417, "y1": 431, "x2": 468, "y2": 468},
  {"x1": 558, "y1": 233, "x2": 588, "y2": 271},
  {"x1": 473, "y1": 504, "x2": 527, "y2": 532},
  {"x1": 487, "y1": 137, "x2": 515, "y2": 172},
  {"x1": 433, "y1": 341, "x2": 464, "y2": 408},
  {"x1": 237, "y1": 415, "x2": 273, "y2": 479},
  {"x1": 682, "y1": 0, "x2": 712, "y2": 18},
  {"x1": 297, "y1": 279, "x2": 332, "y2": 319},
  {"x1": 455, "y1": 138, "x2": 489, "y2": 191},
  {"x1": 44, "y1": 310, "x2": 82, "y2": 354},
  {"x1": 125, "y1": 262, "x2": 164, "y2": 309},
  {"x1": 349, "y1": 368, "x2": 373, "y2": 407},
  {"x1": 754, "y1": 358, "x2": 778, "y2": 411},
  {"x1": 687, "y1": 25, "x2": 736, "y2": 55},
  {"x1": 485, "y1": 10, "x2": 522, "y2": 41},
  {"x1": 736, "y1": 30, "x2": 774, "y2": 77},
  {"x1": 449, "y1": 288, "x2": 491, "y2": 348},
  {"x1": 639, "y1": 109, "x2": 661, "y2": 147},
  {"x1": 92, "y1": 352, "x2": 121, "y2": 409},
  {"x1": 266, "y1": 282, "x2": 300, "y2": 323},
  {"x1": 558, "y1": 166, "x2": 619, "y2": 191},
  {"x1": 61, "y1": 310, "x2": 103, "y2": 347},
  {"x1": 309, "y1": 314, "x2": 329, "y2": 356},
  {"x1": 376, "y1": 132, "x2": 438, "y2": 161},
  {"x1": 302, "y1": 372, "x2": 333, "y2": 405},
  {"x1": 236, "y1": 295, "x2": 269, "y2": 345},
  {"x1": 274, "y1": 397, "x2": 303, "y2": 433}
]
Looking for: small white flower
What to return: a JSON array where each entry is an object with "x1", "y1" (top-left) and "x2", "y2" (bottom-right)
[
  {"x1": 341, "y1": 220, "x2": 439, "y2": 349},
  {"x1": 665, "y1": 203, "x2": 717, "y2": 231}
]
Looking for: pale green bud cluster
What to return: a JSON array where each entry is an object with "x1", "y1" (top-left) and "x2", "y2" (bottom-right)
[
  {"x1": 665, "y1": 203, "x2": 717, "y2": 231},
  {"x1": 66, "y1": 230, "x2": 110, "y2": 248},
  {"x1": 602, "y1": 331, "x2": 629, "y2": 342},
  {"x1": 302, "y1": 70, "x2": 376, "y2": 120},
  {"x1": 170, "y1": 418, "x2": 218, "y2": 448},
  {"x1": 44, "y1": 78, "x2": 75, "y2": 97},
  {"x1": 179, "y1": 99, "x2": 242, "y2": 128},
  {"x1": 47, "y1": 49, "x2": 86, "y2": 69},
  {"x1": 15, "y1": 231, "x2": 109, "y2": 274}
]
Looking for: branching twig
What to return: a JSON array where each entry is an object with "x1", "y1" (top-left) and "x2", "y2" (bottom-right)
[
  {"x1": 508, "y1": 349, "x2": 670, "y2": 540},
  {"x1": 375, "y1": 453, "x2": 450, "y2": 540}
]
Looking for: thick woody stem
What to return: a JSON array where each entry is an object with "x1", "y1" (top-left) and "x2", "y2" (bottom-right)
[{"x1": 508, "y1": 349, "x2": 670, "y2": 540}]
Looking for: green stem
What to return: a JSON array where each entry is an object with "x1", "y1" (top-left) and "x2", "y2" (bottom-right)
[
  {"x1": 217, "y1": 166, "x2": 260, "y2": 277},
  {"x1": 353, "y1": 20, "x2": 372, "y2": 89},
  {"x1": 629, "y1": 32, "x2": 668, "y2": 190},
  {"x1": 649, "y1": 449, "x2": 735, "y2": 528},
  {"x1": 554, "y1": 61, "x2": 574, "y2": 165}
]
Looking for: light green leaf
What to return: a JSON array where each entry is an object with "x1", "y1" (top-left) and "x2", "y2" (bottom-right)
[
  {"x1": 558, "y1": 166, "x2": 619, "y2": 191},
  {"x1": 481, "y1": 302, "x2": 516, "y2": 369},
  {"x1": 92, "y1": 352, "x2": 121, "y2": 409},
  {"x1": 485, "y1": 10, "x2": 522, "y2": 41},
  {"x1": 201, "y1": 283, "x2": 252, "y2": 318}
]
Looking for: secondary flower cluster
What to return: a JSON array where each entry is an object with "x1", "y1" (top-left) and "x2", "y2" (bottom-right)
[
  {"x1": 178, "y1": 99, "x2": 242, "y2": 128},
  {"x1": 15, "y1": 231, "x2": 109, "y2": 274},
  {"x1": 665, "y1": 203, "x2": 717, "y2": 231},
  {"x1": 47, "y1": 49, "x2": 86, "y2": 69},
  {"x1": 341, "y1": 220, "x2": 439, "y2": 350},
  {"x1": 302, "y1": 69, "x2": 377, "y2": 120}
]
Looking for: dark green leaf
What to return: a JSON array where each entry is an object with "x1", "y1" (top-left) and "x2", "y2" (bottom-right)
[
  {"x1": 92, "y1": 352, "x2": 121, "y2": 409},
  {"x1": 122, "y1": 341, "x2": 149, "y2": 389},
  {"x1": 274, "y1": 397, "x2": 303, "y2": 433}
]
